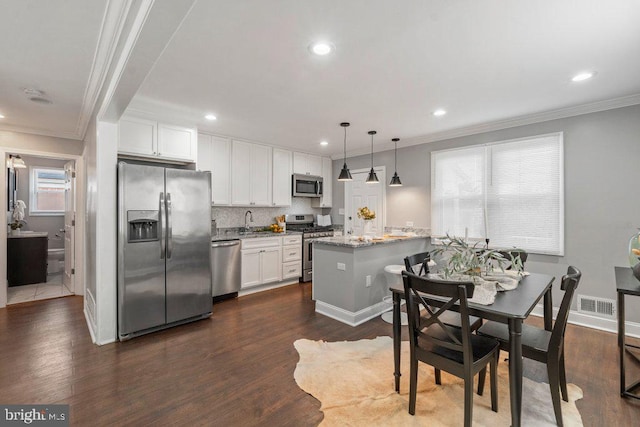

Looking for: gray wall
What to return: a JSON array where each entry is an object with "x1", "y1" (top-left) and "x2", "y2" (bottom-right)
[
  {"x1": 14, "y1": 155, "x2": 67, "y2": 249},
  {"x1": 332, "y1": 104, "x2": 640, "y2": 322}
]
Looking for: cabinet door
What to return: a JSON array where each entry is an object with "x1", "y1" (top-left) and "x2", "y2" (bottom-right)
[
  {"x1": 312, "y1": 157, "x2": 333, "y2": 208},
  {"x1": 261, "y1": 247, "x2": 282, "y2": 284},
  {"x1": 118, "y1": 118, "x2": 156, "y2": 156},
  {"x1": 293, "y1": 152, "x2": 308, "y2": 175},
  {"x1": 272, "y1": 148, "x2": 292, "y2": 206},
  {"x1": 157, "y1": 124, "x2": 196, "y2": 161},
  {"x1": 197, "y1": 133, "x2": 213, "y2": 173},
  {"x1": 307, "y1": 154, "x2": 322, "y2": 176},
  {"x1": 211, "y1": 136, "x2": 231, "y2": 205},
  {"x1": 241, "y1": 249, "x2": 262, "y2": 288},
  {"x1": 249, "y1": 144, "x2": 272, "y2": 206},
  {"x1": 231, "y1": 141, "x2": 252, "y2": 205},
  {"x1": 321, "y1": 157, "x2": 332, "y2": 207}
]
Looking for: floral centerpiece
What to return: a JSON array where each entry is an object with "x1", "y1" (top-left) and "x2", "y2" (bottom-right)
[
  {"x1": 357, "y1": 207, "x2": 376, "y2": 236},
  {"x1": 357, "y1": 207, "x2": 376, "y2": 221},
  {"x1": 8, "y1": 220, "x2": 26, "y2": 233},
  {"x1": 431, "y1": 234, "x2": 524, "y2": 278}
]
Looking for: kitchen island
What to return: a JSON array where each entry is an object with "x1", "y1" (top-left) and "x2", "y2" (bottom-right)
[{"x1": 312, "y1": 234, "x2": 428, "y2": 326}]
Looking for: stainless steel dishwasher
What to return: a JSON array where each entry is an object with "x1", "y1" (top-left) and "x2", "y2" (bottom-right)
[{"x1": 211, "y1": 239, "x2": 241, "y2": 298}]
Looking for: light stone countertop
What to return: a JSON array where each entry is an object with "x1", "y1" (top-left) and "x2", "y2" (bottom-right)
[
  {"x1": 211, "y1": 230, "x2": 302, "y2": 242},
  {"x1": 8, "y1": 231, "x2": 49, "y2": 239},
  {"x1": 311, "y1": 234, "x2": 428, "y2": 248}
]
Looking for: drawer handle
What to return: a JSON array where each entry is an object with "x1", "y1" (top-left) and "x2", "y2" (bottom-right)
[
  {"x1": 288, "y1": 269, "x2": 296, "y2": 273},
  {"x1": 289, "y1": 252, "x2": 296, "y2": 256}
]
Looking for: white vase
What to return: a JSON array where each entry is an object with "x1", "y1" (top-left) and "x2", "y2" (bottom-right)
[
  {"x1": 10, "y1": 228, "x2": 20, "y2": 236},
  {"x1": 363, "y1": 220, "x2": 374, "y2": 236}
]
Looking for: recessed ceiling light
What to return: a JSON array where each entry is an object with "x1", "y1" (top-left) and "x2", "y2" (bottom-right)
[
  {"x1": 320, "y1": 141, "x2": 329, "y2": 146},
  {"x1": 0, "y1": 114, "x2": 5, "y2": 119},
  {"x1": 309, "y1": 42, "x2": 334, "y2": 56},
  {"x1": 571, "y1": 72, "x2": 594, "y2": 82},
  {"x1": 433, "y1": 109, "x2": 447, "y2": 117},
  {"x1": 205, "y1": 114, "x2": 217, "y2": 121}
]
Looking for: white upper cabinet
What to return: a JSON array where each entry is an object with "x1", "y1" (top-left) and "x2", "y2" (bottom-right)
[
  {"x1": 231, "y1": 140, "x2": 272, "y2": 206},
  {"x1": 312, "y1": 156, "x2": 333, "y2": 208},
  {"x1": 272, "y1": 148, "x2": 292, "y2": 207},
  {"x1": 197, "y1": 133, "x2": 231, "y2": 205},
  {"x1": 118, "y1": 117, "x2": 156, "y2": 157},
  {"x1": 293, "y1": 152, "x2": 322, "y2": 176},
  {"x1": 118, "y1": 116, "x2": 197, "y2": 163},
  {"x1": 157, "y1": 124, "x2": 197, "y2": 161}
]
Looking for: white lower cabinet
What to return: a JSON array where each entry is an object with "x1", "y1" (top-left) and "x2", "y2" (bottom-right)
[{"x1": 241, "y1": 237, "x2": 282, "y2": 289}]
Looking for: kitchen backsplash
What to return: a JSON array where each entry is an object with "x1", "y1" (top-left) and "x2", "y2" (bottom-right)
[{"x1": 211, "y1": 198, "x2": 330, "y2": 228}]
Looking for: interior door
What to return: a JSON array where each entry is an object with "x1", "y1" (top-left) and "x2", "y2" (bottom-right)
[
  {"x1": 344, "y1": 168, "x2": 386, "y2": 236},
  {"x1": 63, "y1": 161, "x2": 75, "y2": 292}
]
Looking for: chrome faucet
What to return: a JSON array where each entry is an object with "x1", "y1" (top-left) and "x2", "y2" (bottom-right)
[{"x1": 244, "y1": 210, "x2": 253, "y2": 232}]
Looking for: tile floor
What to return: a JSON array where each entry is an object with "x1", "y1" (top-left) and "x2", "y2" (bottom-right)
[{"x1": 7, "y1": 274, "x2": 73, "y2": 305}]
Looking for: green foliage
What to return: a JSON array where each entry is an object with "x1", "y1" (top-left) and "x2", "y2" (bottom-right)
[{"x1": 431, "y1": 234, "x2": 524, "y2": 278}]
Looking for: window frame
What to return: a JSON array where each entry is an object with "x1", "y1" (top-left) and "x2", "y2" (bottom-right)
[
  {"x1": 430, "y1": 132, "x2": 564, "y2": 256},
  {"x1": 29, "y1": 166, "x2": 66, "y2": 216}
]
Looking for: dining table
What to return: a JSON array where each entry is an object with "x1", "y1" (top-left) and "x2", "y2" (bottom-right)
[{"x1": 389, "y1": 272, "x2": 555, "y2": 427}]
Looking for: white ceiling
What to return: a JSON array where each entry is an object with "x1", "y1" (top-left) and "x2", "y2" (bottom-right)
[
  {"x1": 0, "y1": 0, "x2": 108, "y2": 139},
  {"x1": 1, "y1": 0, "x2": 639, "y2": 156}
]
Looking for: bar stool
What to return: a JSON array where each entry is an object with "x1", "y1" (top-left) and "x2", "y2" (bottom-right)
[{"x1": 382, "y1": 264, "x2": 407, "y2": 325}]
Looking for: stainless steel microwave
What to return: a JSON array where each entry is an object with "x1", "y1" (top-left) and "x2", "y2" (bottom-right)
[{"x1": 292, "y1": 174, "x2": 323, "y2": 197}]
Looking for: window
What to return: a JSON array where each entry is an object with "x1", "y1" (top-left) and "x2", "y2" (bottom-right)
[
  {"x1": 29, "y1": 167, "x2": 66, "y2": 215},
  {"x1": 431, "y1": 132, "x2": 564, "y2": 255}
]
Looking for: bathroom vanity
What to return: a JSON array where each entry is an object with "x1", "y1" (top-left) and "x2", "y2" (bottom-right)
[{"x1": 7, "y1": 232, "x2": 48, "y2": 286}]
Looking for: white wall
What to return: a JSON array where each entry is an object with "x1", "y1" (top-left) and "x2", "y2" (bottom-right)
[
  {"x1": 332, "y1": 104, "x2": 640, "y2": 323},
  {"x1": 82, "y1": 119, "x2": 118, "y2": 344}
]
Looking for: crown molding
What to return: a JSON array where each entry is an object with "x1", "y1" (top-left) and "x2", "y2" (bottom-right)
[
  {"x1": 75, "y1": 0, "x2": 133, "y2": 140},
  {"x1": 331, "y1": 93, "x2": 640, "y2": 160},
  {"x1": 0, "y1": 123, "x2": 80, "y2": 141}
]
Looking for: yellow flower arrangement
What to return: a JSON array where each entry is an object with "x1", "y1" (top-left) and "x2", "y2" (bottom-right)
[{"x1": 357, "y1": 207, "x2": 376, "y2": 221}]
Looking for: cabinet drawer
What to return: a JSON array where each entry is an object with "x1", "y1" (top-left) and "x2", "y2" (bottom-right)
[
  {"x1": 282, "y1": 244, "x2": 301, "y2": 262},
  {"x1": 241, "y1": 237, "x2": 281, "y2": 249},
  {"x1": 282, "y1": 235, "x2": 302, "y2": 245},
  {"x1": 282, "y1": 261, "x2": 301, "y2": 279}
]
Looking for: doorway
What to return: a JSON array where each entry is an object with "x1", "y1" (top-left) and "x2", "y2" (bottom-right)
[
  {"x1": 344, "y1": 167, "x2": 386, "y2": 236},
  {"x1": 5, "y1": 153, "x2": 77, "y2": 305}
]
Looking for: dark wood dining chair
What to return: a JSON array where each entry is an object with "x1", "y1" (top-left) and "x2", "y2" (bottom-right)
[
  {"x1": 402, "y1": 271, "x2": 499, "y2": 426},
  {"x1": 404, "y1": 252, "x2": 483, "y2": 332},
  {"x1": 477, "y1": 266, "x2": 582, "y2": 427}
]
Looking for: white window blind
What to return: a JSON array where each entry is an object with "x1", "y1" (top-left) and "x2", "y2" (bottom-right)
[{"x1": 431, "y1": 133, "x2": 564, "y2": 255}]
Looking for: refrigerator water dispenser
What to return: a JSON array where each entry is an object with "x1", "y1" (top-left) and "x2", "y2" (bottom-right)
[{"x1": 127, "y1": 210, "x2": 159, "y2": 242}]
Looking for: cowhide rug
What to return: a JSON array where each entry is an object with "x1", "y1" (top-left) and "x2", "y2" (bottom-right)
[{"x1": 294, "y1": 336, "x2": 583, "y2": 426}]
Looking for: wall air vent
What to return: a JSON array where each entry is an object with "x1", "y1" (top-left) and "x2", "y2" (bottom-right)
[{"x1": 577, "y1": 294, "x2": 616, "y2": 318}]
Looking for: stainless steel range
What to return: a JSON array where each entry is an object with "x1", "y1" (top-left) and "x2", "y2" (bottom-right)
[{"x1": 285, "y1": 214, "x2": 334, "y2": 282}]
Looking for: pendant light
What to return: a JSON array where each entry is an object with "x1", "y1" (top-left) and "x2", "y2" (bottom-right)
[
  {"x1": 366, "y1": 130, "x2": 379, "y2": 183},
  {"x1": 337, "y1": 122, "x2": 353, "y2": 181},
  {"x1": 389, "y1": 138, "x2": 402, "y2": 186}
]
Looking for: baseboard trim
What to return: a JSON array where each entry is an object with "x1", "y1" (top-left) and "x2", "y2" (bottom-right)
[
  {"x1": 238, "y1": 279, "x2": 299, "y2": 297},
  {"x1": 315, "y1": 300, "x2": 388, "y2": 327},
  {"x1": 531, "y1": 304, "x2": 640, "y2": 339}
]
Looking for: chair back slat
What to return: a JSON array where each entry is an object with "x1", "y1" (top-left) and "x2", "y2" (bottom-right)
[
  {"x1": 404, "y1": 252, "x2": 431, "y2": 276},
  {"x1": 550, "y1": 266, "x2": 582, "y2": 353},
  {"x1": 402, "y1": 271, "x2": 475, "y2": 364}
]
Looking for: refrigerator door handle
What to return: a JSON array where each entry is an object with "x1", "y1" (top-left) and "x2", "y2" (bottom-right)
[
  {"x1": 166, "y1": 192, "x2": 173, "y2": 259},
  {"x1": 159, "y1": 192, "x2": 166, "y2": 259}
]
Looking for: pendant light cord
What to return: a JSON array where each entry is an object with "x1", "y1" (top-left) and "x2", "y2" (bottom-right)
[
  {"x1": 394, "y1": 141, "x2": 397, "y2": 172},
  {"x1": 343, "y1": 126, "x2": 347, "y2": 163},
  {"x1": 370, "y1": 135, "x2": 374, "y2": 168}
]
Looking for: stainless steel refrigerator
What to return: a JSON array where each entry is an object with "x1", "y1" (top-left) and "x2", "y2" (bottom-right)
[{"x1": 117, "y1": 162, "x2": 212, "y2": 340}]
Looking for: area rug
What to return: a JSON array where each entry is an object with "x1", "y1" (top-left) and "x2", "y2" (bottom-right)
[{"x1": 293, "y1": 336, "x2": 583, "y2": 426}]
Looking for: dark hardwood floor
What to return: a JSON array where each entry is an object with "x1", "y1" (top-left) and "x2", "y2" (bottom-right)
[{"x1": 1, "y1": 283, "x2": 639, "y2": 426}]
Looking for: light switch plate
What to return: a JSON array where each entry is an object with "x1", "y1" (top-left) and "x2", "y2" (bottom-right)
[
  {"x1": 406, "y1": 221, "x2": 414, "y2": 227},
  {"x1": 338, "y1": 208, "x2": 345, "y2": 215},
  {"x1": 337, "y1": 262, "x2": 346, "y2": 271}
]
